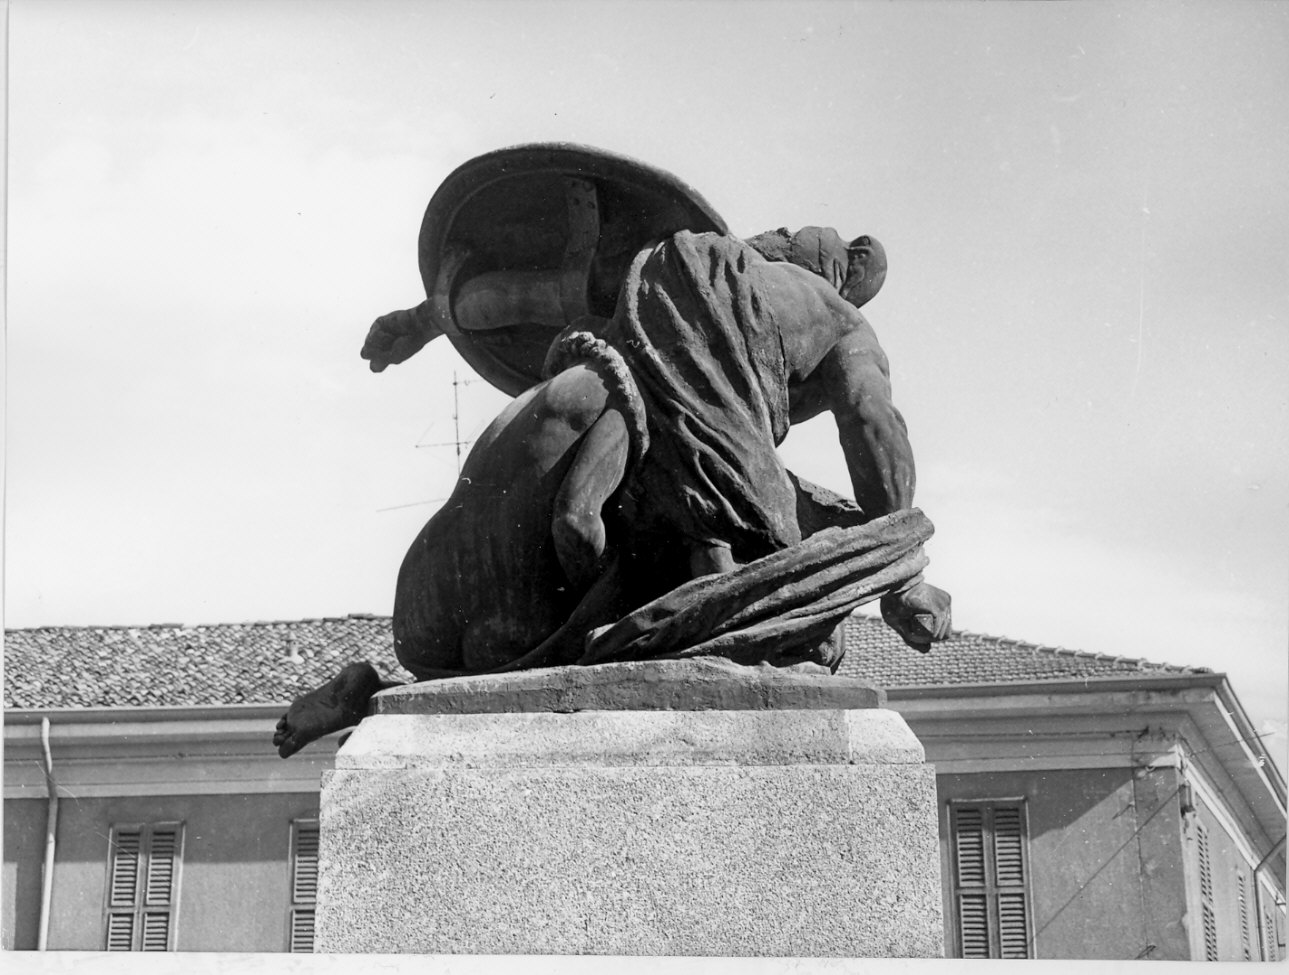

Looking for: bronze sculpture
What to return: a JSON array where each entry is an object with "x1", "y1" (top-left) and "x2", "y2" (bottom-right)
[{"x1": 275, "y1": 144, "x2": 951, "y2": 758}]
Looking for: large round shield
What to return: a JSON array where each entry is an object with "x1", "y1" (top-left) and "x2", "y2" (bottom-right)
[{"x1": 418, "y1": 143, "x2": 729, "y2": 396}]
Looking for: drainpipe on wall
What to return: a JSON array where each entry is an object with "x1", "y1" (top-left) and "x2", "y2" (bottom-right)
[
  {"x1": 1253, "y1": 834, "x2": 1287, "y2": 961},
  {"x1": 38, "y1": 717, "x2": 59, "y2": 951}
]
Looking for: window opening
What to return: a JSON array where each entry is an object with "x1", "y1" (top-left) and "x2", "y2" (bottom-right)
[
  {"x1": 105, "y1": 823, "x2": 182, "y2": 951},
  {"x1": 949, "y1": 801, "x2": 1033, "y2": 959}
]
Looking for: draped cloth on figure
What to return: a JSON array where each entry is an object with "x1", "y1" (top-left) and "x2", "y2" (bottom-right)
[
  {"x1": 599, "y1": 231, "x2": 802, "y2": 562},
  {"x1": 579, "y1": 510, "x2": 932, "y2": 670},
  {"x1": 570, "y1": 230, "x2": 931, "y2": 669},
  {"x1": 392, "y1": 228, "x2": 934, "y2": 678}
]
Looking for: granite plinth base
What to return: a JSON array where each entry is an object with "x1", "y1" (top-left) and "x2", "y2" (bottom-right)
[{"x1": 314, "y1": 664, "x2": 943, "y2": 956}]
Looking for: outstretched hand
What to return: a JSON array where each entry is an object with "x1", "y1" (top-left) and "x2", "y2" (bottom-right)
[
  {"x1": 361, "y1": 304, "x2": 434, "y2": 372},
  {"x1": 880, "y1": 581, "x2": 952, "y2": 653}
]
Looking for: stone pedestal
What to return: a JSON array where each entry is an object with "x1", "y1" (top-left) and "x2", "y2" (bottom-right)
[{"x1": 315, "y1": 660, "x2": 943, "y2": 956}]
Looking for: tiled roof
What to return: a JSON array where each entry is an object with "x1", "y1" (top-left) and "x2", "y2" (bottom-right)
[
  {"x1": 3, "y1": 616, "x2": 401, "y2": 710},
  {"x1": 838, "y1": 613, "x2": 1208, "y2": 686},
  {"x1": 3, "y1": 613, "x2": 1206, "y2": 710}
]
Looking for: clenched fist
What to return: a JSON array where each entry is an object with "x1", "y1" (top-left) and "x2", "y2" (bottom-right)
[
  {"x1": 880, "y1": 581, "x2": 952, "y2": 653},
  {"x1": 360, "y1": 303, "x2": 435, "y2": 372}
]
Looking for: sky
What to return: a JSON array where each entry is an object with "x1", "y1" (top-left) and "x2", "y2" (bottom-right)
[{"x1": 4, "y1": 1, "x2": 1287, "y2": 755}]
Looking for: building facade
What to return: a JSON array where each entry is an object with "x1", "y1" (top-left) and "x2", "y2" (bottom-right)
[{"x1": 4, "y1": 615, "x2": 1285, "y2": 958}]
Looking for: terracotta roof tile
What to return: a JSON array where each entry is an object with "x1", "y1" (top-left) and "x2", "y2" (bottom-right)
[
  {"x1": 3, "y1": 613, "x2": 1206, "y2": 709},
  {"x1": 837, "y1": 613, "x2": 1207, "y2": 686},
  {"x1": 3, "y1": 616, "x2": 401, "y2": 709}
]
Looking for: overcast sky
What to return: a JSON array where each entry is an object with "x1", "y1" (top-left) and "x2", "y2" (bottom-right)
[{"x1": 4, "y1": 1, "x2": 1287, "y2": 752}]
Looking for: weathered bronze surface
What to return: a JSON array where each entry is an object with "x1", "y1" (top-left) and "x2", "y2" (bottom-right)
[
  {"x1": 370, "y1": 657, "x2": 886, "y2": 716},
  {"x1": 277, "y1": 144, "x2": 951, "y2": 758}
]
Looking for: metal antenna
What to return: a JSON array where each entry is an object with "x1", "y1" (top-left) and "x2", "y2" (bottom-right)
[
  {"x1": 387, "y1": 372, "x2": 481, "y2": 514},
  {"x1": 452, "y1": 371, "x2": 463, "y2": 475},
  {"x1": 415, "y1": 371, "x2": 479, "y2": 474}
]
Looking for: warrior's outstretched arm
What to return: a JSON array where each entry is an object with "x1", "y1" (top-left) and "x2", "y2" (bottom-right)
[
  {"x1": 817, "y1": 316, "x2": 916, "y2": 519},
  {"x1": 361, "y1": 301, "x2": 444, "y2": 372},
  {"x1": 362, "y1": 270, "x2": 567, "y2": 372},
  {"x1": 362, "y1": 244, "x2": 470, "y2": 372},
  {"x1": 816, "y1": 316, "x2": 952, "y2": 651}
]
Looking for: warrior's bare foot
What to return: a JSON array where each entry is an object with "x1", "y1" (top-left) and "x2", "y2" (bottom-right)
[
  {"x1": 274, "y1": 662, "x2": 388, "y2": 758},
  {"x1": 881, "y1": 581, "x2": 952, "y2": 653}
]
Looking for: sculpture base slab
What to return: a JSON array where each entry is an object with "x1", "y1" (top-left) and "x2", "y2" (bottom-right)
[{"x1": 315, "y1": 675, "x2": 943, "y2": 956}]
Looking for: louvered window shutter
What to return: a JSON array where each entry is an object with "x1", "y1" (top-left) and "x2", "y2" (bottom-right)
[
  {"x1": 1264, "y1": 906, "x2": 1280, "y2": 962},
  {"x1": 992, "y1": 807, "x2": 1029, "y2": 959},
  {"x1": 1238, "y1": 873, "x2": 1252, "y2": 960},
  {"x1": 1201, "y1": 908, "x2": 1218, "y2": 959},
  {"x1": 952, "y1": 807, "x2": 988, "y2": 958},
  {"x1": 289, "y1": 821, "x2": 320, "y2": 953},
  {"x1": 141, "y1": 911, "x2": 172, "y2": 952},
  {"x1": 291, "y1": 908, "x2": 316, "y2": 953},
  {"x1": 1196, "y1": 822, "x2": 1217, "y2": 961},
  {"x1": 105, "y1": 824, "x2": 181, "y2": 951},
  {"x1": 106, "y1": 829, "x2": 141, "y2": 949},
  {"x1": 950, "y1": 802, "x2": 1033, "y2": 959},
  {"x1": 105, "y1": 912, "x2": 135, "y2": 952}
]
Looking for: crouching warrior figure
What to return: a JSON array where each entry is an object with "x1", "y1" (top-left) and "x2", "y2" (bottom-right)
[{"x1": 276, "y1": 144, "x2": 950, "y2": 758}]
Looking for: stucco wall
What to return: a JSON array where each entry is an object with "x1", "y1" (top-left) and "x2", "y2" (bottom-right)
[
  {"x1": 3, "y1": 798, "x2": 46, "y2": 950},
  {"x1": 1191, "y1": 794, "x2": 1272, "y2": 961},
  {"x1": 937, "y1": 765, "x2": 1189, "y2": 960},
  {"x1": 6, "y1": 792, "x2": 319, "y2": 951}
]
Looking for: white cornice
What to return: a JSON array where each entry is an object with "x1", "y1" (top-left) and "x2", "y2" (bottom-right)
[{"x1": 3, "y1": 709, "x2": 339, "y2": 798}]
